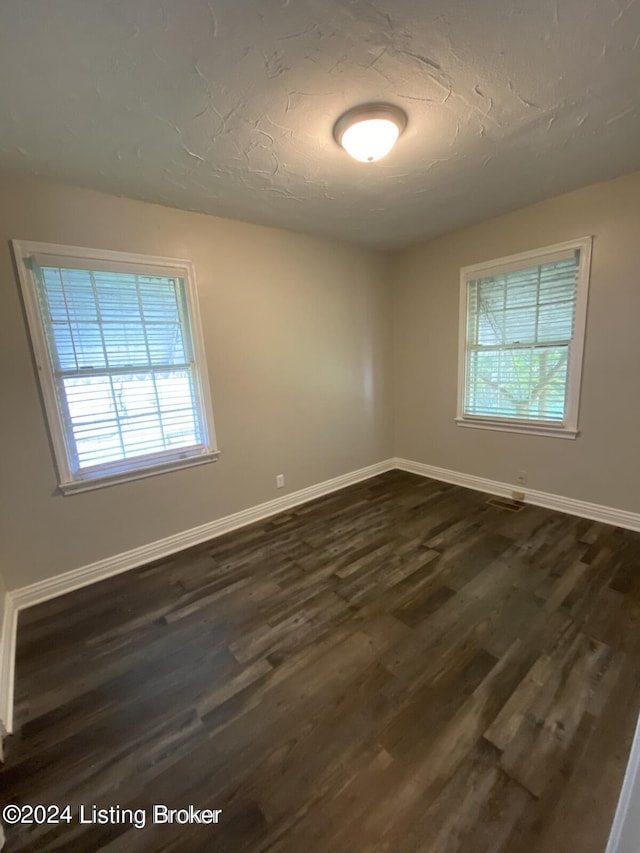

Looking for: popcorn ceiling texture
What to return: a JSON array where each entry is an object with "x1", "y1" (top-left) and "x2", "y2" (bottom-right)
[{"x1": 0, "y1": 0, "x2": 638, "y2": 248}]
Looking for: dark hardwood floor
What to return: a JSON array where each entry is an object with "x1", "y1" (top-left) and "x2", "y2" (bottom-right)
[{"x1": 2, "y1": 471, "x2": 640, "y2": 852}]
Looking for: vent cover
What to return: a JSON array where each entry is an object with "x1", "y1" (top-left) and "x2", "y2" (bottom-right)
[{"x1": 486, "y1": 497, "x2": 525, "y2": 512}]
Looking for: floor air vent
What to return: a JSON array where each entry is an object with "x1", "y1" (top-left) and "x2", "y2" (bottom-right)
[{"x1": 486, "y1": 497, "x2": 525, "y2": 512}]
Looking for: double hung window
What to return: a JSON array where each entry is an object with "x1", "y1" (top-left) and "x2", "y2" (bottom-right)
[
  {"x1": 457, "y1": 238, "x2": 592, "y2": 438},
  {"x1": 13, "y1": 241, "x2": 219, "y2": 492}
]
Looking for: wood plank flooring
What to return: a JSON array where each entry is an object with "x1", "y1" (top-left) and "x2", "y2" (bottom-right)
[{"x1": 2, "y1": 471, "x2": 640, "y2": 852}]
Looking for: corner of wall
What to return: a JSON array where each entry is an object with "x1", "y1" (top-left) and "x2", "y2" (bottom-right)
[{"x1": 383, "y1": 246, "x2": 404, "y2": 458}]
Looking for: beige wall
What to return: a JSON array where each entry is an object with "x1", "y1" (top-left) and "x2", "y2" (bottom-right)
[
  {"x1": 392, "y1": 170, "x2": 640, "y2": 514},
  {"x1": 0, "y1": 175, "x2": 393, "y2": 590},
  {"x1": 3, "y1": 169, "x2": 640, "y2": 592}
]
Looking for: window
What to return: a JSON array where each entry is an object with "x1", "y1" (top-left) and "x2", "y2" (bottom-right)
[
  {"x1": 457, "y1": 237, "x2": 592, "y2": 438},
  {"x1": 13, "y1": 241, "x2": 219, "y2": 493}
]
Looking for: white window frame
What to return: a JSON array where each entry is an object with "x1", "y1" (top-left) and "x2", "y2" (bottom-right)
[
  {"x1": 12, "y1": 240, "x2": 220, "y2": 493},
  {"x1": 456, "y1": 237, "x2": 592, "y2": 439}
]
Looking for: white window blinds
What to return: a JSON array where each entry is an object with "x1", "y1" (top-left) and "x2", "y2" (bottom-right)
[
  {"x1": 35, "y1": 263, "x2": 208, "y2": 475},
  {"x1": 13, "y1": 240, "x2": 219, "y2": 492},
  {"x1": 463, "y1": 252, "x2": 580, "y2": 424}
]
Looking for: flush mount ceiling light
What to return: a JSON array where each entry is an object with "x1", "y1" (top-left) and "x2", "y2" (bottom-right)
[{"x1": 333, "y1": 103, "x2": 407, "y2": 163}]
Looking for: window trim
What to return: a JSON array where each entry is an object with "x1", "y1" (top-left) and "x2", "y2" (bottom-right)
[
  {"x1": 456, "y1": 237, "x2": 593, "y2": 439},
  {"x1": 12, "y1": 240, "x2": 220, "y2": 494}
]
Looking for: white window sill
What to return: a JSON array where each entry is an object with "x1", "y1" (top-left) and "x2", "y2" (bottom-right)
[
  {"x1": 455, "y1": 418, "x2": 578, "y2": 440},
  {"x1": 59, "y1": 450, "x2": 221, "y2": 495}
]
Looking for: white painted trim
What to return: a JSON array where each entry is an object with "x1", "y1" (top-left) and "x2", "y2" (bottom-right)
[
  {"x1": 0, "y1": 454, "x2": 638, "y2": 853},
  {"x1": 454, "y1": 417, "x2": 578, "y2": 440},
  {"x1": 11, "y1": 460, "x2": 395, "y2": 614},
  {"x1": 393, "y1": 457, "x2": 640, "y2": 532},
  {"x1": 0, "y1": 591, "x2": 18, "y2": 737},
  {"x1": 1, "y1": 459, "x2": 394, "y2": 732},
  {"x1": 15, "y1": 240, "x2": 199, "y2": 275},
  {"x1": 11, "y1": 239, "x2": 219, "y2": 493},
  {"x1": 395, "y1": 457, "x2": 640, "y2": 852},
  {"x1": 604, "y1": 712, "x2": 640, "y2": 853},
  {"x1": 59, "y1": 450, "x2": 220, "y2": 494},
  {"x1": 459, "y1": 236, "x2": 594, "y2": 279},
  {"x1": 3, "y1": 453, "x2": 640, "y2": 754},
  {"x1": 456, "y1": 236, "x2": 593, "y2": 437}
]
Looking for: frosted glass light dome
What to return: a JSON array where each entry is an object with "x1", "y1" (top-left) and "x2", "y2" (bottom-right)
[{"x1": 334, "y1": 104, "x2": 407, "y2": 163}]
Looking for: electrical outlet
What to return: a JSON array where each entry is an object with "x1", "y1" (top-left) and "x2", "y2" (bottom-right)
[
  {"x1": 517, "y1": 470, "x2": 527, "y2": 485},
  {"x1": 276, "y1": 474, "x2": 285, "y2": 489}
]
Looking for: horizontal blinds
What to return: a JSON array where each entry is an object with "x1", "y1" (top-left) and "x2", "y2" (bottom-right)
[
  {"x1": 464, "y1": 252, "x2": 579, "y2": 423},
  {"x1": 36, "y1": 264, "x2": 204, "y2": 472}
]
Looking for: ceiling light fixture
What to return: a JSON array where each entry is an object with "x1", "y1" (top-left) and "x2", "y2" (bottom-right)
[{"x1": 333, "y1": 103, "x2": 407, "y2": 163}]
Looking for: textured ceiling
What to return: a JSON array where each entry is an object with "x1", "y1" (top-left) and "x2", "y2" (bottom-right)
[{"x1": 0, "y1": 0, "x2": 639, "y2": 248}]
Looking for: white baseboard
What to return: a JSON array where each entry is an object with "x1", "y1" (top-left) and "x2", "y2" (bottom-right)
[
  {"x1": 9, "y1": 460, "x2": 395, "y2": 614},
  {"x1": 0, "y1": 458, "x2": 394, "y2": 732},
  {"x1": 0, "y1": 591, "x2": 17, "y2": 739},
  {"x1": 2, "y1": 455, "x2": 639, "y2": 735},
  {"x1": 393, "y1": 458, "x2": 640, "y2": 532},
  {"x1": 396, "y1": 457, "x2": 640, "y2": 853}
]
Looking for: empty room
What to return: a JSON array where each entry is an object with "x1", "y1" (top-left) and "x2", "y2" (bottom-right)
[{"x1": 1, "y1": 1, "x2": 640, "y2": 851}]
